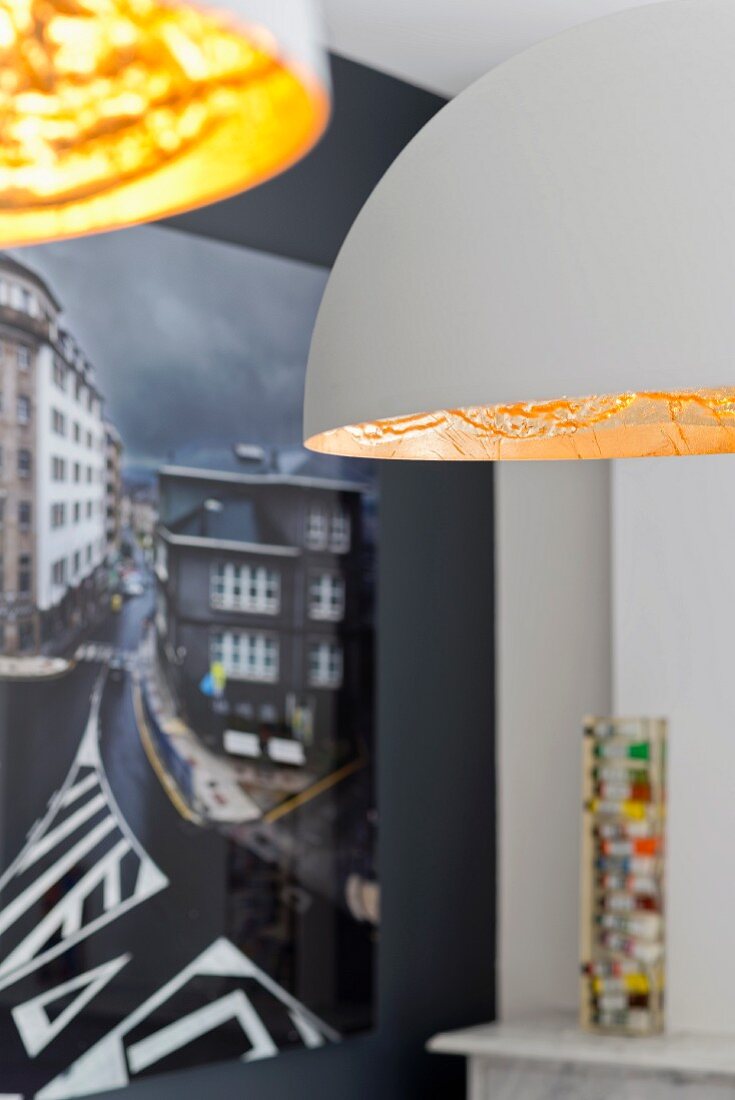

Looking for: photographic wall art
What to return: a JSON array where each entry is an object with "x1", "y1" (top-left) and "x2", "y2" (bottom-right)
[{"x1": 0, "y1": 226, "x2": 377, "y2": 1096}]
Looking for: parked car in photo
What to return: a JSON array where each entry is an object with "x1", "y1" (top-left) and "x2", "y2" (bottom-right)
[{"x1": 108, "y1": 654, "x2": 126, "y2": 682}]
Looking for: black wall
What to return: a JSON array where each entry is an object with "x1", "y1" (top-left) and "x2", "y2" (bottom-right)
[
  {"x1": 98, "y1": 56, "x2": 496, "y2": 1100},
  {"x1": 166, "y1": 55, "x2": 448, "y2": 269}
]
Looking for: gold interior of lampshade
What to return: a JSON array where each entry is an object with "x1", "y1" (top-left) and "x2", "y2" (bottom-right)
[
  {"x1": 0, "y1": 0, "x2": 329, "y2": 245},
  {"x1": 305, "y1": 390, "x2": 735, "y2": 460}
]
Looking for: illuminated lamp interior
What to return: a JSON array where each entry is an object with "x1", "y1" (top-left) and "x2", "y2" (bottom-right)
[
  {"x1": 305, "y1": 390, "x2": 735, "y2": 460},
  {"x1": 0, "y1": 0, "x2": 329, "y2": 245}
]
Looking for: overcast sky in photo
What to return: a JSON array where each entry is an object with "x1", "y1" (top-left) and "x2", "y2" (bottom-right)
[{"x1": 11, "y1": 227, "x2": 345, "y2": 478}]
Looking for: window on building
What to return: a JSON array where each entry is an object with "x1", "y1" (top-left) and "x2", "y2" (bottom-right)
[
  {"x1": 0, "y1": 554, "x2": 4, "y2": 588},
  {"x1": 308, "y1": 640, "x2": 343, "y2": 688},
  {"x1": 51, "y1": 456, "x2": 66, "y2": 481},
  {"x1": 18, "y1": 500, "x2": 31, "y2": 531},
  {"x1": 53, "y1": 358, "x2": 66, "y2": 389},
  {"x1": 0, "y1": 279, "x2": 8, "y2": 305},
  {"x1": 17, "y1": 449, "x2": 31, "y2": 478},
  {"x1": 211, "y1": 631, "x2": 279, "y2": 683},
  {"x1": 73, "y1": 462, "x2": 80, "y2": 483},
  {"x1": 73, "y1": 501, "x2": 81, "y2": 524},
  {"x1": 306, "y1": 506, "x2": 352, "y2": 553},
  {"x1": 0, "y1": 500, "x2": 4, "y2": 532},
  {"x1": 51, "y1": 408, "x2": 65, "y2": 435},
  {"x1": 16, "y1": 395, "x2": 30, "y2": 425},
  {"x1": 86, "y1": 500, "x2": 92, "y2": 518},
  {"x1": 308, "y1": 572, "x2": 346, "y2": 621},
  {"x1": 73, "y1": 550, "x2": 81, "y2": 575},
  {"x1": 305, "y1": 507, "x2": 328, "y2": 550},
  {"x1": 86, "y1": 430, "x2": 92, "y2": 448},
  {"x1": 10, "y1": 285, "x2": 31, "y2": 313},
  {"x1": 329, "y1": 510, "x2": 351, "y2": 553},
  {"x1": 51, "y1": 558, "x2": 66, "y2": 586},
  {"x1": 210, "y1": 563, "x2": 280, "y2": 614},
  {"x1": 18, "y1": 620, "x2": 34, "y2": 651},
  {"x1": 73, "y1": 421, "x2": 81, "y2": 443},
  {"x1": 17, "y1": 345, "x2": 30, "y2": 372},
  {"x1": 86, "y1": 465, "x2": 92, "y2": 483},
  {"x1": 19, "y1": 553, "x2": 31, "y2": 593},
  {"x1": 0, "y1": 444, "x2": 4, "y2": 474},
  {"x1": 86, "y1": 544, "x2": 92, "y2": 563},
  {"x1": 51, "y1": 503, "x2": 66, "y2": 528}
]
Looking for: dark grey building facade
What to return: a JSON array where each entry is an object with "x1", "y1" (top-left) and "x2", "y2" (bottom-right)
[{"x1": 155, "y1": 462, "x2": 375, "y2": 767}]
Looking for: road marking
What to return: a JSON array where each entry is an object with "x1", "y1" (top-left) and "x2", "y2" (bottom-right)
[
  {"x1": 38, "y1": 938, "x2": 339, "y2": 1098},
  {"x1": 0, "y1": 818, "x2": 117, "y2": 939},
  {"x1": 0, "y1": 667, "x2": 168, "y2": 994},
  {"x1": 16, "y1": 793, "x2": 107, "y2": 874},
  {"x1": 74, "y1": 644, "x2": 136, "y2": 667},
  {"x1": 132, "y1": 677, "x2": 201, "y2": 825},
  {"x1": 263, "y1": 756, "x2": 366, "y2": 824},
  {"x1": 12, "y1": 953, "x2": 130, "y2": 1058},
  {"x1": 128, "y1": 990, "x2": 278, "y2": 1073},
  {"x1": 60, "y1": 772, "x2": 99, "y2": 808}
]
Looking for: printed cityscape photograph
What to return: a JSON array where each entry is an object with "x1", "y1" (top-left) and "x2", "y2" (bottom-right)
[{"x1": 0, "y1": 228, "x2": 378, "y2": 1096}]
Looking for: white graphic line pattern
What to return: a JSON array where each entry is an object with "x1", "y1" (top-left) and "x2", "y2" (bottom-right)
[
  {"x1": 0, "y1": 668, "x2": 168, "y2": 995},
  {"x1": 38, "y1": 938, "x2": 340, "y2": 1098},
  {"x1": 12, "y1": 954, "x2": 131, "y2": 1058}
]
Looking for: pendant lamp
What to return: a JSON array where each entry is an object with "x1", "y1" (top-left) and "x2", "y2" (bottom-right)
[
  {"x1": 304, "y1": 0, "x2": 735, "y2": 461},
  {"x1": 0, "y1": 0, "x2": 329, "y2": 246}
]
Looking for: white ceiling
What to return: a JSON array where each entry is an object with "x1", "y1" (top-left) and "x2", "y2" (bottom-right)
[{"x1": 322, "y1": 0, "x2": 669, "y2": 96}]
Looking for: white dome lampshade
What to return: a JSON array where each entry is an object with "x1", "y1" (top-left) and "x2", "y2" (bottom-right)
[
  {"x1": 0, "y1": 0, "x2": 329, "y2": 246},
  {"x1": 304, "y1": 0, "x2": 735, "y2": 461}
]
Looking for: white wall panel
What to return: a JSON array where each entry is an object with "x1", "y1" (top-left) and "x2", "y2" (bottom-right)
[
  {"x1": 613, "y1": 455, "x2": 735, "y2": 1032},
  {"x1": 497, "y1": 461, "x2": 611, "y2": 1018}
]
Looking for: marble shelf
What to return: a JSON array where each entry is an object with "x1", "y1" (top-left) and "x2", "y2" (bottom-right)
[{"x1": 429, "y1": 1014, "x2": 735, "y2": 1082}]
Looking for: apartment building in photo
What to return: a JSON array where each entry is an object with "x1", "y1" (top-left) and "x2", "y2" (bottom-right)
[
  {"x1": 0, "y1": 253, "x2": 107, "y2": 654},
  {"x1": 36, "y1": 327, "x2": 106, "y2": 649},
  {"x1": 105, "y1": 420, "x2": 124, "y2": 556},
  {"x1": 155, "y1": 460, "x2": 375, "y2": 763}
]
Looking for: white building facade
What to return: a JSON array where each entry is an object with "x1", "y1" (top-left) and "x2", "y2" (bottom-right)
[
  {"x1": 36, "y1": 334, "x2": 106, "y2": 642},
  {"x1": 0, "y1": 254, "x2": 107, "y2": 653}
]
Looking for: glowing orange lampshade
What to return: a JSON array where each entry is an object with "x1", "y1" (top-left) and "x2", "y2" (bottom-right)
[
  {"x1": 306, "y1": 391, "x2": 735, "y2": 462},
  {"x1": 0, "y1": 0, "x2": 329, "y2": 246}
]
